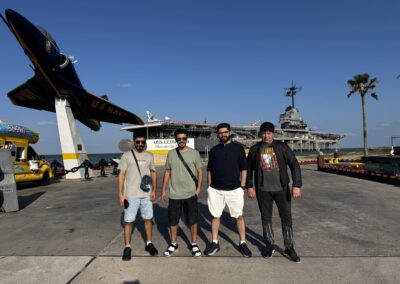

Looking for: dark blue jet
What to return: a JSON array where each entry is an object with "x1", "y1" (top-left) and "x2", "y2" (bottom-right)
[{"x1": 1, "y1": 9, "x2": 144, "y2": 131}]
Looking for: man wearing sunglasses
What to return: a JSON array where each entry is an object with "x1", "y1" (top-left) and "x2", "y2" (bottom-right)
[
  {"x1": 161, "y1": 129, "x2": 203, "y2": 257},
  {"x1": 118, "y1": 130, "x2": 158, "y2": 261}
]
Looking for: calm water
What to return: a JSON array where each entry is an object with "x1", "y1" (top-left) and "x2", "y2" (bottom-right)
[{"x1": 43, "y1": 148, "x2": 366, "y2": 164}]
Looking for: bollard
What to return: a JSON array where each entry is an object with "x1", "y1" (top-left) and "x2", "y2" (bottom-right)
[
  {"x1": 317, "y1": 155, "x2": 325, "y2": 171},
  {"x1": 99, "y1": 158, "x2": 107, "y2": 177},
  {"x1": 83, "y1": 160, "x2": 90, "y2": 180}
]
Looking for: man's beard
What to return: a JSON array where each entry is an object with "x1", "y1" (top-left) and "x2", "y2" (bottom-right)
[
  {"x1": 219, "y1": 135, "x2": 231, "y2": 143},
  {"x1": 135, "y1": 145, "x2": 145, "y2": 151}
]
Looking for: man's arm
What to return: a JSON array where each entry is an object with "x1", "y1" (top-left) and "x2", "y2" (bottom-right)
[
  {"x1": 240, "y1": 170, "x2": 247, "y2": 188},
  {"x1": 246, "y1": 147, "x2": 256, "y2": 198},
  {"x1": 161, "y1": 169, "x2": 171, "y2": 202},
  {"x1": 196, "y1": 167, "x2": 202, "y2": 196},
  {"x1": 118, "y1": 170, "x2": 127, "y2": 207},
  {"x1": 150, "y1": 170, "x2": 157, "y2": 201},
  {"x1": 284, "y1": 144, "x2": 302, "y2": 198},
  {"x1": 207, "y1": 170, "x2": 212, "y2": 187}
]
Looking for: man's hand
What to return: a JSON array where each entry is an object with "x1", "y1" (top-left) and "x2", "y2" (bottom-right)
[
  {"x1": 247, "y1": 187, "x2": 256, "y2": 198},
  {"x1": 161, "y1": 191, "x2": 167, "y2": 202},
  {"x1": 119, "y1": 194, "x2": 126, "y2": 208},
  {"x1": 292, "y1": 187, "x2": 301, "y2": 199},
  {"x1": 150, "y1": 191, "x2": 157, "y2": 201}
]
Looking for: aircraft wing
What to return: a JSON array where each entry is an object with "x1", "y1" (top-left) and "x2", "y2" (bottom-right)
[
  {"x1": 7, "y1": 74, "x2": 56, "y2": 112},
  {"x1": 83, "y1": 90, "x2": 144, "y2": 125}
]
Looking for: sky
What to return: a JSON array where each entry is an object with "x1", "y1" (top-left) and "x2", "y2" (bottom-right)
[{"x1": 1, "y1": 0, "x2": 400, "y2": 154}]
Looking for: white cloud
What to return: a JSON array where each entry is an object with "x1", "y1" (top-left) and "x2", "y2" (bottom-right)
[{"x1": 38, "y1": 120, "x2": 56, "y2": 126}]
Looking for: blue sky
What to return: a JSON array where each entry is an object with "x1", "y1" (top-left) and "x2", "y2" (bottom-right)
[{"x1": 1, "y1": 0, "x2": 400, "y2": 154}]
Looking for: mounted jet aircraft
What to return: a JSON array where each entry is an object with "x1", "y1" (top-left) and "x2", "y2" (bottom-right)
[{"x1": 1, "y1": 9, "x2": 144, "y2": 131}]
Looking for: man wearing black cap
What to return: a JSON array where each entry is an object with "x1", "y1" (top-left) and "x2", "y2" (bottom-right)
[{"x1": 246, "y1": 122, "x2": 302, "y2": 263}]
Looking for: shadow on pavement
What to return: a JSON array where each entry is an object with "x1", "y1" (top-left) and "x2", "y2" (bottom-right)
[{"x1": 18, "y1": 191, "x2": 46, "y2": 210}]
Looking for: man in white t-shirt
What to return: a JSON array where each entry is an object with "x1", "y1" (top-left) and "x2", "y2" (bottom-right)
[{"x1": 118, "y1": 131, "x2": 158, "y2": 261}]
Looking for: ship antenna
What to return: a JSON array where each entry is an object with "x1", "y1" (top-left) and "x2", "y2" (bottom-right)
[{"x1": 284, "y1": 80, "x2": 302, "y2": 108}]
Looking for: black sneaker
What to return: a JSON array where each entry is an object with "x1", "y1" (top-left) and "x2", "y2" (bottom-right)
[
  {"x1": 238, "y1": 242, "x2": 252, "y2": 257},
  {"x1": 204, "y1": 242, "x2": 220, "y2": 256},
  {"x1": 284, "y1": 246, "x2": 301, "y2": 263},
  {"x1": 145, "y1": 242, "x2": 158, "y2": 256},
  {"x1": 122, "y1": 247, "x2": 131, "y2": 261},
  {"x1": 263, "y1": 243, "x2": 275, "y2": 258}
]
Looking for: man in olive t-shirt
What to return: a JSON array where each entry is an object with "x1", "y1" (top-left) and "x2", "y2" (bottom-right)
[{"x1": 161, "y1": 129, "x2": 203, "y2": 257}]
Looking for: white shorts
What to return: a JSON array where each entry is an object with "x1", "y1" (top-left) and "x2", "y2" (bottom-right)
[{"x1": 207, "y1": 186, "x2": 244, "y2": 218}]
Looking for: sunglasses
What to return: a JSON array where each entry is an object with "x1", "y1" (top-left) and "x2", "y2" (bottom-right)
[
  {"x1": 176, "y1": 137, "x2": 187, "y2": 141},
  {"x1": 135, "y1": 140, "x2": 146, "y2": 145}
]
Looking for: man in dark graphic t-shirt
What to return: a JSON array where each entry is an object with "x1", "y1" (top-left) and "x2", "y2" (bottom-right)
[{"x1": 246, "y1": 122, "x2": 302, "y2": 263}]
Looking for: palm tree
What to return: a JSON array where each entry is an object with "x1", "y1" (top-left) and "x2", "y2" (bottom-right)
[{"x1": 347, "y1": 73, "x2": 378, "y2": 156}]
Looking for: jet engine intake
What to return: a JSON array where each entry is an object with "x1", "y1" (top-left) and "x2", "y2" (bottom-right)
[{"x1": 57, "y1": 53, "x2": 69, "y2": 69}]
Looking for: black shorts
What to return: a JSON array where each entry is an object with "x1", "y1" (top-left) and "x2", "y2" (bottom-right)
[{"x1": 168, "y1": 195, "x2": 198, "y2": 226}]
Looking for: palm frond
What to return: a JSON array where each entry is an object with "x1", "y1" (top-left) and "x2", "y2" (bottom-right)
[
  {"x1": 371, "y1": 92, "x2": 378, "y2": 100},
  {"x1": 367, "y1": 77, "x2": 379, "y2": 89},
  {"x1": 347, "y1": 91, "x2": 355, "y2": 98}
]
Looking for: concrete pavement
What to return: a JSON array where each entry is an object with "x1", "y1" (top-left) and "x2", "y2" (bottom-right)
[{"x1": 1, "y1": 165, "x2": 399, "y2": 283}]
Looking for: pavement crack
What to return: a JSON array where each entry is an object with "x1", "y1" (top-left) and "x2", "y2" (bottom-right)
[{"x1": 66, "y1": 256, "x2": 96, "y2": 284}]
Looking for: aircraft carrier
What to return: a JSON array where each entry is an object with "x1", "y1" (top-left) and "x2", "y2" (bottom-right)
[{"x1": 122, "y1": 106, "x2": 344, "y2": 154}]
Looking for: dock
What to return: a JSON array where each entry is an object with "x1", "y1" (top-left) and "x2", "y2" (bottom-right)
[{"x1": 0, "y1": 165, "x2": 399, "y2": 283}]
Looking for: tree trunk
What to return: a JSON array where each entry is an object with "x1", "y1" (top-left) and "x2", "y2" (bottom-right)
[{"x1": 361, "y1": 95, "x2": 368, "y2": 156}]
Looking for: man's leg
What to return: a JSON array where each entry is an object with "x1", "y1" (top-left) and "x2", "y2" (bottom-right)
[
  {"x1": 124, "y1": 222, "x2": 133, "y2": 245},
  {"x1": 122, "y1": 197, "x2": 139, "y2": 261},
  {"x1": 170, "y1": 225, "x2": 179, "y2": 243},
  {"x1": 205, "y1": 187, "x2": 224, "y2": 255},
  {"x1": 143, "y1": 219, "x2": 158, "y2": 256},
  {"x1": 144, "y1": 220, "x2": 153, "y2": 241},
  {"x1": 274, "y1": 188, "x2": 300, "y2": 263},
  {"x1": 274, "y1": 188, "x2": 293, "y2": 249},
  {"x1": 236, "y1": 216, "x2": 246, "y2": 242},
  {"x1": 184, "y1": 195, "x2": 199, "y2": 244},
  {"x1": 226, "y1": 188, "x2": 252, "y2": 257},
  {"x1": 257, "y1": 191, "x2": 275, "y2": 245},
  {"x1": 211, "y1": 217, "x2": 220, "y2": 240},
  {"x1": 164, "y1": 199, "x2": 181, "y2": 256},
  {"x1": 190, "y1": 223, "x2": 198, "y2": 243}
]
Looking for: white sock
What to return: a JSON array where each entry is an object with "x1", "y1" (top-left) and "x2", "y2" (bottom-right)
[
  {"x1": 192, "y1": 242, "x2": 197, "y2": 246},
  {"x1": 212, "y1": 240, "x2": 219, "y2": 244},
  {"x1": 125, "y1": 244, "x2": 131, "y2": 248},
  {"x1": 240, "y1": 240, "x2": 246, "y2": 244},
  {"x1": 171, "y1": 242, "x2": 177, "y2": 246},
  {"x1": 146, "y1": 241, "x2": 152, "y2": 245}
]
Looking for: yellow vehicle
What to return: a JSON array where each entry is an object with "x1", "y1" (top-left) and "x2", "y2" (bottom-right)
[{"x1": 0, "y1": 122, "x2": 53, "y2": 185}]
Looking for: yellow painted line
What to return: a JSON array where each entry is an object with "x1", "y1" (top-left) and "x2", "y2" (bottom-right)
[
  {"x1": 62, "y1": 153, "x2": 81, "y2": 160},
  {"x1": 148, "y1": 150, "x2": 171, "y2": 154}
]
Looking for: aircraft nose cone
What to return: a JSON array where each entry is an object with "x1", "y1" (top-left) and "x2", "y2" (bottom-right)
[
  {"x1": 5, "y1": 9, "x2": 21, "y2": 24},
  {"x1": 5, "y1": 9, "x2": 32, "y2": 33}
]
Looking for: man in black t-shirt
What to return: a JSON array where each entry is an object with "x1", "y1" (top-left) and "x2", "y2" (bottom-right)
[
  {"x1": 204, "y1": 123, "x2": 252, "y2": 257},
  {"x1": 246, "y1": 122, "x2": 302, "y2": 263}
]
